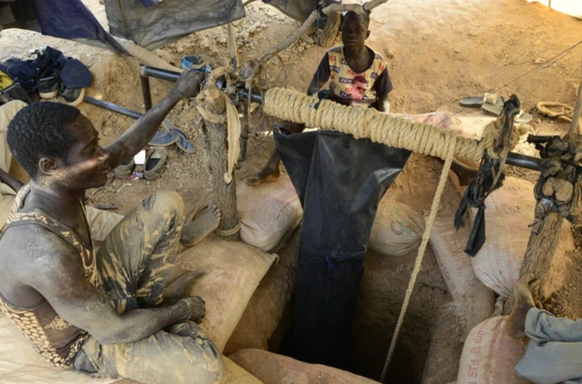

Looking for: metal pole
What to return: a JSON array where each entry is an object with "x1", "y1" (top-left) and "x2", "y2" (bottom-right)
[{"x1": 140, "y1": 72, "x2": 153, "y2": 112}]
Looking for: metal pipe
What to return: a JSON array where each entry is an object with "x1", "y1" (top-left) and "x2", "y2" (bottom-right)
[
  {"x1": 85, "y1": 97, "x2": 143, "y2": 119},
  {"x1": 506, "y1": 152, "x2": 542, "y2": 172},
  {"x1": 140, "y1": 74, "x2": 153, "y2": 112},
  {"x1": 141, "y1": 66, "x2": 181, "y2": 82},
  {"x1": 238, "y1": 88, "x2": 263, "y2": 104}
]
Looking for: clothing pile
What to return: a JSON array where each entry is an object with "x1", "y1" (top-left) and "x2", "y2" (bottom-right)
[{"x1": 0, "y1": 46, "x2": 92, "y2": 107}]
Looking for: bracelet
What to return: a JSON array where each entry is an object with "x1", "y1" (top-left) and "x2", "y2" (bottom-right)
[{"x1": 177, "y1": 299, "x2": 192, "y2": 322}]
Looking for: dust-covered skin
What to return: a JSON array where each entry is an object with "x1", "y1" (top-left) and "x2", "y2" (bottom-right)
[
  {"x1": 506, "y1": 273, "x2": 539, "y2": 340},
  {"x1": 180, "y1": 201, "x2": 221, "y2": 247},
  {"x1": 0, "y1": 71, "x2": 224, "y2": 383}
]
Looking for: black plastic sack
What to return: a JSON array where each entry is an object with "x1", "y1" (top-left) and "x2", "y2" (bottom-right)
[{"x1": 274, "y1": 128, "x2": 411, "y2": 368}]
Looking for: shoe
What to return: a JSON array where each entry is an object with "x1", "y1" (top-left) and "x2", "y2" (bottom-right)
[
  {"x1": 115, "y1": 158, "x2": 134, "y2": 179},
  {"x1": 38, "y1": 69, "x2": 59, "y2": 99},
  {"x1": 60, "y1": 84, "x2": 85, "y2": 106},
  {"x1": 144, "y1": 147, "x2": 168, "y2": 180}
]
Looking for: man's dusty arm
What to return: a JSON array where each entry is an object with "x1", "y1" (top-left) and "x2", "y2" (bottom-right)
[
  {"x1": 105, "y1": 71, "x2": 204, "y2": 169},
  {"x1": 24, "y1": 235, "x2": 201, "y2": 345}
]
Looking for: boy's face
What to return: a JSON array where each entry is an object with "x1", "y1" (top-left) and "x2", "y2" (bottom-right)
[{"x1": 341, "y1": 16, "x2": 370, "y2": 53}]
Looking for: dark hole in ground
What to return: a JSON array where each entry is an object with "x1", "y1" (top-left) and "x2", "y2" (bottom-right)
[{"x1": 270, "y1": 247, "x2": 444, "y2": 384}]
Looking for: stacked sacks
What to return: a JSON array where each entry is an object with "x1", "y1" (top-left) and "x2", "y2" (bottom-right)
[
  {"x1": 237, "y1": 174, "x2": 303, "y2": 252},
  {"x1": 469, "y1": 177, "x2": 537, "y2": 298},
  {"x1": 169, "y1": 235, "x2": 277, "y2": 352},
  {"x1": 369, "y1": 192, "x2": 425, "y2": 257},
  {"x1": 230, "y1": 349, "x2": 382, "y2": 384},
  {"x1": 456, "y1": 317, "x2": 529, "y2": 384}
]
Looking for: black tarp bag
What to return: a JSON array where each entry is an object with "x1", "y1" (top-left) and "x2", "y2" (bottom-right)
[{"x1": 274, "y1": 128, "x2": 411, "y2": 368}]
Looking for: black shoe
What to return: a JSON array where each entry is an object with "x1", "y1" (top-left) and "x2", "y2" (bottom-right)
[
  {"x1": 38, "y1": 69, "x2": 59, "y2": 99},
  {"x1": 59, "y1": 83, "x2": 85, "y2": 106}
]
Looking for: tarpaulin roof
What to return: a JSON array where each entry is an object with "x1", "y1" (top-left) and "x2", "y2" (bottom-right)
[
  {"x1": 103, "y1": 0, "x2": 246, "y2": 50},
  {"x1": 1, "y1": 0, "x2": 325, "y2": 53}
]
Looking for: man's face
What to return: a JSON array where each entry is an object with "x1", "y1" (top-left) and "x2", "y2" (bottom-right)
[
  {"x1": 50, "y1": 114, "x2": 110, "y2": 190},
  {"x1": 341, "y1": 16, "x2": 369, "y2": 54}
]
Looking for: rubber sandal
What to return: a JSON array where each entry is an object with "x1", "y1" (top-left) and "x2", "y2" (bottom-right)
[
  {"x1": 144, "y1": 147, "x2": 168, "y2": 180},
  {"x1": 173, "y1": 128, "x2": 195, "y2": 154},
  {"x1": 149, "y1": 130, "x2": 179, "y2": 147},
  {"x1": 481, "y1": 103, "x2": 533, "y2": 124},
  {"x1": 459, "y1": 93, "x2": 504, "y2": 107},
  {"x1": 162, "y1": 119, "x2": 195, "y2": 153},
  {"x1": 115, "y1": 158, "x2": 134, "y2": 179}
]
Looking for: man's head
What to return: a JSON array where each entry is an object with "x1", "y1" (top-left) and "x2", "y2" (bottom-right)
[
  {"x1": 341, "y1": 11, "x2": 370, "y2": 53},
  {"x1": 7, "y1": 102, "x2": 110, "y2": 190}
]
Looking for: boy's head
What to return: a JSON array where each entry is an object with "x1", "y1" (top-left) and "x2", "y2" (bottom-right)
[{"x1": 341, "y1": 11, "x2": 370, "y2": 53}]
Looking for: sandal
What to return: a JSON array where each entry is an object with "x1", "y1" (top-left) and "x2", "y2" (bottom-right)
[
  {"x1": 481, "y1": 103, "x2": 533, "y2": 124},
  {"x1": 144, "y1": 147, "x2": 168, "y2": 180},
  {"x1": 459, "y1": 93, "x2": 504, "y2": 107}
]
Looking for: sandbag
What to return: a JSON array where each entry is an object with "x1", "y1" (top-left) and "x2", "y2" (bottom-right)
[
  {"x1": 471, "y1": 177, "x2": 537, "y2": 298},
  {"x1": 457, "y1": 316, "x2": 528, "y2": 384},
  {"x1": 171, "y1": 235, "x2": 277, "y2": 352},
  {"x1": 224, "y1": 230, "x2": 299, "y2": 355},
  {"x1": 238, "y1": 174, "x2": 303, "y2": 252},
  {"x1": 229, "y1": 349, "x2": 381, "y2": 384},
  {"x1": 369, "y1": 194, "x2": 424, "y2": 257}
]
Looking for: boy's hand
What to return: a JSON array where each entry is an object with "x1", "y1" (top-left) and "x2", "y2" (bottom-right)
[{"x1": 173, "y1": 71, "x2": 205, "y2": 99}]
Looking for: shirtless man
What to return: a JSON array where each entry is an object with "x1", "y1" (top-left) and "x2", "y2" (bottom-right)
[
  {"x1": 507, "y1": 273, "x2": 582, "y2": 384},
  {"x1": 0, "y1": 71, "x2": 223, "y2": 384}
]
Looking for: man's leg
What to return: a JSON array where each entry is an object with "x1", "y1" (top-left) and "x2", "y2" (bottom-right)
[
  {"x1": 246, "y1": 121, "x2": 305, "y2": 186},
  {"x1": 77, "y1": 322, "x2": 223, "y2": 384},
  {"x1": 96, "y1": 190, "x2": 185, "y2": 311}
]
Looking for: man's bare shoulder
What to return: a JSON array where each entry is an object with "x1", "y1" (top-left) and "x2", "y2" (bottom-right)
[{"x1": 0, "y1": 224, "x2": 79, "y2": 277}]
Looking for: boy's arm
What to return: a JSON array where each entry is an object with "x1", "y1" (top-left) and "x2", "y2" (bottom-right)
[
  {"x1": 307, "y1": 53, "x2": 331, "y2": 96},
  {"x1": 105, "y1": 70, "x2": 203, "y2": 169},
  {"x1": 373, "y1": 67, "x2": 393, "y2": 112}
]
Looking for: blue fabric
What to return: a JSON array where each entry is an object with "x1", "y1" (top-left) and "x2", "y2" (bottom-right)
[
  {"x1": 140, "y1": 0, "x2": 163, "y2": 7},
  {"x1": 30, "y1": 0, "x2": 125, "y2": 53}
]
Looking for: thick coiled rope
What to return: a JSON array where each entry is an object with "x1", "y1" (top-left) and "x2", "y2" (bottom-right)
[
  {"x1": 264, "y1": 87, "x2": 523, "y2": 163},
  {"x1": 263, "y1": 87, "x2": 522, "y2": 382}
]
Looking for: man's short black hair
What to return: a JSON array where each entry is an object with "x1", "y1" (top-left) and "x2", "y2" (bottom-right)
[
  {"x1": 342, "y1": 11, "x2": 370, "y2": 29},
  {"x1": 7, "y1": 102, "x2": 80, "y2": 179}
]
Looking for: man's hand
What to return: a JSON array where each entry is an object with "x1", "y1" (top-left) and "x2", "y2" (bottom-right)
[
  {"x1": 172, "y1": 71, "x2": 205, "y2": 99},
  {"x1": 179, "y1": 296, "x2": 206, "y2": 324}
]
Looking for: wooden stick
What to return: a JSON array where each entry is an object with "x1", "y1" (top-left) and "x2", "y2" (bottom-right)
[
  {"x1": 202, "y1": 86, "x2": 240, "y2": 241},
  {"x1": 258, "y1": 0, "x2": 389, "y2": 62},
  {"x1": 569, "y1": 80, "x2": 582, "y2": 134}
]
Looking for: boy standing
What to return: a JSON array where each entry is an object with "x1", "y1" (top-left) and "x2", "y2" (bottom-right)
[{"x1": 247, "y1": 10, "x2": 392, "y2": 185}]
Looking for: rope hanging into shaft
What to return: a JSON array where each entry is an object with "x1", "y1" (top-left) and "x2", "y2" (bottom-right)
[
  {"x1": 263, "y1": 86, "x2": 524, "y2": 381},
  {"x1": 379, "y1": 133, "x2": 456, "y2": 382}
]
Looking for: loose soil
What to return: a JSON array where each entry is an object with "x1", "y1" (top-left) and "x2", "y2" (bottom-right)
[{"x1": 1, "y1": 0, "x2": 582, "y2": 382}]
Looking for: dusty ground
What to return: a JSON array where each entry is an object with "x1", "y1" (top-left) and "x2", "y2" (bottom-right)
[{"x1": 1, "y1": 0, "x2": 582, "y2": 382}]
